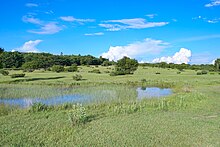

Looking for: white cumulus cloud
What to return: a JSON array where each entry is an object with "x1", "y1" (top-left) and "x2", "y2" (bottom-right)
[
  {"x1": 99, "y1": 18, "x2": 169, "y2": 31},
  {"x1": 102, "y1": 38, "x2": 169, "y2": 61},
  {"x1": 152, "y1": 48, "x2": 192, "y2": 64},
  {"x1": 13, "y1": 40, "x2": 43, "y2": 53},
  {"x1": 205, "y1": 0, "x2": 220, "y2": 7}
]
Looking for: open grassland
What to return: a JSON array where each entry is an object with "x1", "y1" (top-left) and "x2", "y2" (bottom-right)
[{"x1": 0, "y1": 66, "x2": 220, "y2": 146}]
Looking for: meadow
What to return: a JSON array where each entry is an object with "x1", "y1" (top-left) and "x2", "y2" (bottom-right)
[{"x1": 0, "y1": 66, "x2": 220, "y2": 146}]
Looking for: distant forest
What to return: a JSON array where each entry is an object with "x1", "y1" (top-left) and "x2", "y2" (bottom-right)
[{"x1": 0, "y1": 47, "x2": 219, "y2": 71}]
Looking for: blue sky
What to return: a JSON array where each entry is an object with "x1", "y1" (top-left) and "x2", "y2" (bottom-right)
[{"x1": 0, "y1": 0, "x2": 220, "y2": 64}]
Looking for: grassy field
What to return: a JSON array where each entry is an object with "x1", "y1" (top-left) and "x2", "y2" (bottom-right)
[{"x1": 0, "y1": 66, "x2": 220, "y2": 146}]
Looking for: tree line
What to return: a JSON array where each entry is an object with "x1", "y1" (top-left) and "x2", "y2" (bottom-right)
[
  {"x1": 0, "y1": 48, "x2": 114, "y2": 70},
  {"x1": 0, "y1": 47, "x2": 219, "y2": 72}
]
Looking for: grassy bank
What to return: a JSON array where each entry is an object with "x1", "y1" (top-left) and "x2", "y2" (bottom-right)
[{"x1": 0, "y1": 66, "x2": 220, "y2": 146}]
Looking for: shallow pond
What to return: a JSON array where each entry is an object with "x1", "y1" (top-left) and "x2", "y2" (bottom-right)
[{"x1": 0, "y1": 85, "x2": 172, "y2": 108}]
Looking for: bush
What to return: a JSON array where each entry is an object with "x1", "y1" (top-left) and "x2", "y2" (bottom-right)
[
  {"x1": 141, "y1": 79, "x2": 147, "y2": 83},
  {"x1": 66, "y1": 65, "x2": 78, "y2": 72},
  {"x1": 30, "y1": 103, "x2": 48, "y2": 113},
  {"x1": 197, "y1": 72, "x2": 202, "y2": 75},
  {"x1": 68, "y1": 104, "x2": 89, "y2": 126},
  {"x1": 177, "y1": 71, "x2": 181, "y2": 74},
  {"x1": 109, "y1": 71, "x2": 126, "y2": 76},
  {"x1": 73, "y1": 74, "x2": 82, "y2": 81},
  {"x1": 11, "y1": 73, "x2": 25, "y2": 78},
  {"x1": 0, "y1": 70, "x2": 9, "y2": 76},
  {"x1": 156, "y1": 72, "x2": 161, "y2": 74},
  {"x1": 88, "y1": 69, "x2": 101, "y2": 74},
  {"x1": 201, "y1": 70, "x2": 208, "y2": 75},
  {"x1": 51, "y1": 65, "x2": 64, "y2": 73}
]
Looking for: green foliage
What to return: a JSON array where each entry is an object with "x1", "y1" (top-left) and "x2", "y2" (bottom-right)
[
  {"x1": 0, "y1": 47, "x2": 4, "y2": 54},
  {"x1": 0, "y1": 70, "x2": 9, "y2": 76},
  {"x1": 22, "y1": 61, "x2": 40, "y2": 70},
  {"x1": 0, "y1": 51, "x2": 24, "y2": 68},
  {"x1": 73, "y1": 74, "x2": 82, "y2": 81},
  {"x1": 201, "y1": 70, "x2": 208, "y2": 75},
  {"x1": 51, "y1": 65, "x2": 65, "y2": 73},
  {"x1": 68, "y1": 104, "x2": 89, "y2": 126},
  {"x1": 11, "y1": 73, "x2": 25, "y2": 78},
  {"x1": 66, "y1": 64, "x2": 78, "y2": 72},
  {"x1": 30, "y1": 103, "x2": 48, "y2": 113},
  {"x1": 215, "y1": 59, "x2": 220, "y2": 71},
  {"x1": 88, "y1": 69, "x2": 101, "y2": 74},
  {"x1": 155, "y1": 72, "x2": 161, "y2": 74},
  {"x1": 115, "y1": 57, "x2": 138, "y2": 75}
]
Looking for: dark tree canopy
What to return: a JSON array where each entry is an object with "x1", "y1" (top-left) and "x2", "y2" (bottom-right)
[
  {"x1": 116, "y1": 56, "x2": 138, "y2": 74},
  {"x1": 215, "y1": 59, "x2": 220, "y2": 71}
]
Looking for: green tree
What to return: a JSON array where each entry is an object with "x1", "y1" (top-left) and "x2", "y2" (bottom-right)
[
  {"x1": 215, "y1": 59, "x2": 220, "y2": 71},
  {"x1": 0, "y1": 51, "x2": 24, "y2": 68},
  {"x1": 51, "y1": 65, "x2": 65, "y2": 73},
  {"x1": 115, "y1": 56, "x2": 138, "y2": 74},
  {"x1": 0, "y1": 47, "x2": 4, "y2": 54}
]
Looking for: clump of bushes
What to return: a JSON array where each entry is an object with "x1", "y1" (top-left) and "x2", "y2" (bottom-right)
[
  {"x1": 197, "y1": 70, "x2": 208, "y2": 75},
  {"x1": 68, "y1": 104, "x2": 89, "y2": 126},
  {"x1": 51, "y1": 65, "x2": 64, "y2": 73},
  {"x1": 11, "y1": 73, "x2": 25, "y2": 78},
  {"x1": 141, "y1": 79, "x2": 147, "y2": 83},
  {"x1": 73, "y1": 74, "x2": 82, "y2": 81},
  {"x1": 88, "y1": 69, "x2": 101, "y2": 74},
  {"x1": 177, "y1": 71, "x2": 181, "y2": 74},
  {"x1": 0, "y1": 70, "x2": 9, "y2": 76},
  {"x1": 155, "y1": 72, "x2": 161, "y2": 74},
  {"x1": 66, "y1": 64, "x2": 78, "y2": 72}
]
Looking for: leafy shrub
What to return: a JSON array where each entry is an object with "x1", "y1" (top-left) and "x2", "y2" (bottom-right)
[
  {"x1": 210, "y1": 72, "x2": 215, "y2": 75},
  {"x1": 141, "y1": 79, "x2": 147, "y2": 83},
  {"x1": 11, "y1": 73, "x2": 25, "y2": 78},
  {"x1": 88, "y1": 69, "x2": 101, "y2": 74},
  {"x1": 197, "y1": 72, "x2": 202, "y2": 75},
  {"x1": 51, "y1": 65, "x2": 64, "y2": 73},
  {"x1": 30, "y1": 103, "x2": 48, "y2": 113},
  {"x1": 0, "y1": 70, "x2": 9, "y2": 76},
  {"x1": 66, "y1": 65, "x2": 78, "y2": 72},
  {"x1": 73, "y1": 74, "x2": 82, "y2": 81},
  {"x1": 177, "y1": 71, "x2": 181, "y2": 74},
  {"x1": 201, "y1": 70, "x2": 208, "y2": 75},
  {"x1": 68, "y1": 104, "x2": 89, "y2": 126},
  {"x1": 155, "y1": 72, "x2": 161, "y2": 74},
  {"x1": 110, "y1": 71, "x2": 126, "y2": 76}
]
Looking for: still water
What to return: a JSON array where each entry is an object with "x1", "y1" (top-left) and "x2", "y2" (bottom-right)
[{"x1": 0, "y1": 87, "x2": 172, "y2": 108}]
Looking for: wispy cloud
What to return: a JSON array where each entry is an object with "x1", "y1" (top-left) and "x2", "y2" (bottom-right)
[
  {"x1": 22, "y1": 15, "x2": 63, "y2": 34},
  {"x1": 205, "y1": 0, "x2": 220, "y2": 7},
  {"x1": 84, "y1": 32, "x2": 104, "y2": 36},
  {"x1": 152, "y1": 48, "x2": 192, "y2": 64},
  {"x1": 192, "y1": 16, "x2": 220, "y2": 23},
  {"x1": 146, "y1": 14, "x2": 157, "y2": 19},
  {"x1": 25, "y1": 3, "x2": 38, "y2": 7},
  {"x1": 102, "y1": 38, "x2": 169, "y2": 61},
  {"x1": 60, "y1": 16, "x2": 95, "y2": 24},
  {"x1": 22, "y1": 16, "x2": 43, "y2": 25},
  {"x1": 28, "y1": 22, "x2": 63, "y2": 35},
  {"x1": 13, "y1": 40, "x2": 42, "y2": 53},
  {"x1": 99, "y1": 18, "x2": 169, "y2": 31}
]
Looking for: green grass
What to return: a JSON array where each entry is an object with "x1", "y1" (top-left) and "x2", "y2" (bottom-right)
[{"x1": 0, "y1": 66, "x2": 220, "y2": 146}]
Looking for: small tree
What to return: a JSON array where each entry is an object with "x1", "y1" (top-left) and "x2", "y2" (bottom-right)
[
  {"x1": 115, "y1": 56, "x2": 138, "y2": 75},
  {"x1": 66, "y1": 64, "x2": 78, "y2": 72},
  {"x1": 215, "y1": 59, "x2": 220, "y2": 71},
  {"x1": 51, "y1": 65, "x2": 64, "y2": 73}
]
